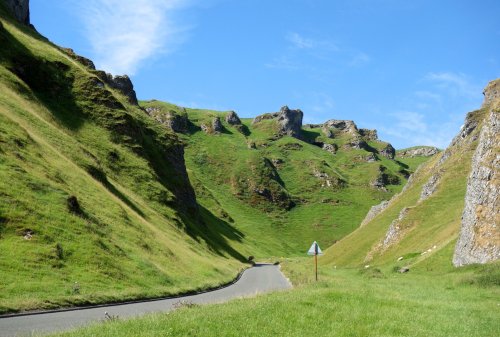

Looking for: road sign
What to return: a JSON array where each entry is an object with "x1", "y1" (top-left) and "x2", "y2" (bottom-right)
[
  {"x1": 307, "y1": 241, "x2": 323, "y2": 281},
  {"x1": 307, "y1": 241, "x2": 323, "y2": 256}
]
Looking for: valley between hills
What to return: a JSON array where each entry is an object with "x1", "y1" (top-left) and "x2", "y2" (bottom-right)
[{"x1": 0, "y1": 1, "x2": 498, "y2": 336}]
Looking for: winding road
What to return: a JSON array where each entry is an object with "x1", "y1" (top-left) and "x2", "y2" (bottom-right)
[{"x1": 0, "y1": 264, "x2": 291, "y2": 337}]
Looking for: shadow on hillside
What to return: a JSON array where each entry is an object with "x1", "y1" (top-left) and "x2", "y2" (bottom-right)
[
  {"x1": 180, "y1": 205, "x2": 247, "y2": 262},
  {"x1": 364, "y1": 143, "x2": 380, "y2": 154},
  {"x1": 185, "y1": 119, "x2": 201, "y2": 135},
  {"x1": 219, "y1": 125, "x2": 233, "y2": 135},
  {"x1": 236, "y1": 124, "x2": 251, "y2": 136},
  {"x1": 395, "y1": 160, "x2": 409, "y2": 169},
  {"x1": 301, "y1": 129, "x2": 321, "y2": 143},
  {"x1": 104, "y1": 180, "x2": 147, "y2": 218},
  {"x1": 85, "y1": 165, "x2": 146, "y2": 218},
  {"x1": 0, "y1": 26, "x2": 86, "y2": 131}
]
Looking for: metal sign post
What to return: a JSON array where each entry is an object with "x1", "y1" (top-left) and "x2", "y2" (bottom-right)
[{"x1": 307, "y1": 241, "x2": 323, "y2": 281}]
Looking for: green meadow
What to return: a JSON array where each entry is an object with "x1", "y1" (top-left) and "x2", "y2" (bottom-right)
[{"x1": 51, "y1": 258, "x2": 500, "y2": 337}]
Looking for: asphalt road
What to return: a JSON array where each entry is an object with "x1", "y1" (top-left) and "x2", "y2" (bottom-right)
[{"x1": 0, "y1": 264, "x2": 291, "y2": 337}]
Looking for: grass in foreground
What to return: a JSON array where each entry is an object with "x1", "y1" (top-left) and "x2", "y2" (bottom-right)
[{"x1": 50, "y1": 259, "x2": 500, "y2": 337}]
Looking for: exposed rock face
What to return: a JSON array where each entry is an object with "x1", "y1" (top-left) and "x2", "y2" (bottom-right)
[
  {"x1": 382, "y1": 207, "x2": 410, "y2": 248},
  {"x1": 324, "y1": 119, "x2": 358, "y2": 134},
  {"x1": 436, "y1": 108, "x2": 484, "y2": 169},
  {"x1": 212, "y1": 117, "x2": 223, "y2": 133},
  {"x1": 401, "y1": 164, "x2": 423, "y2": 194},
  {"x1": 363, "y1": 153, "x2": 378, "y2": 162},
  {"x1": 371, "y1": 165, "x2": 400, "y2": 190},
  {"x1": 450, "y1": 110, "x2": 480, "y2": 147},
  {"x1": 309, "y1": 121, "x2": 378, "y2": 143},
  {"x1": 361, "y1": 200, "x2": 390, "y2": 227},
  {"x1": 310, "y1": 141, "x2": 338, "y2": 154},
  {"x1": 4, "y1": 0, "x2": 29, "y2": 25},
  {"x1": 225, "y1": 111, "x2": 241, "y2": 125},
  {"x1": 60, "y1": 48, "x2": 96, "y2": 70},
  {"x1": 199, "y1": 117, "x2": 224, "y2": 134},
  {"x1": 312, "y1": 168, "x2": 345, "y2": 189},
  {"x1": 275, "y1": 106, "x2": 303, "y2": 138},
  {"x1": 453, "y1": 106, "x2": 500, "y2": 266},
  {"x1": 93, "y1": 71, "x2": 138, "y2": 105},
  {"x1": 106, "y1": 74, "x2": 138, "y2": 105},
  {"x1": 317, "y1": 119, "x2": 360, "y2": 141},
  {"x1": 252, "y1": 106, "x2": 303, "y2": 139},
  {"x1": 359, "y1": 128, "x2": 378, "y2": 141},
  {"x1": 322, "y1": 143, "x2": 337, "y2": 154},
  {"x1": 322, "y1": 127, "x2": 334, "y2": 138},
  {"x1": 165, "y1": 143, "x2": 198, "y2": 212},
  {"x1": 419, "y1": 172, "x2": 441, "y2": 201},
  {"x1": 380, "y1": 143, "x2": 395, "y2": 159},
  {"x1": 346, "y1": 136, "x2": 368, "y2": 150},
  {"x1": 144, "y1": 107, "x2": 188, "y2": 133},
  {"x1": 482, "y1": 80, "x2": 500, "y2": 108},
  {"x1": 398, "y1": 147, "x2": 440, "y2": 158}
]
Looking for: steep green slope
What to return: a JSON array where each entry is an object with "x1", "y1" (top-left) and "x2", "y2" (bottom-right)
[
  {"x1": 322, "y1": 95, "x2": 494, "y2": 270},
  {"x1": 140, "y1": 101, "x2": 433, "y2": 258},
  {"x1": 0, "y1": 6, "x2": 245, "y2": 313}
]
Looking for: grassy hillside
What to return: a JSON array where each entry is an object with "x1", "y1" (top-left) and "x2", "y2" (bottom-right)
[
  {"x1": 321, "y1": 107, "x2": 489, "y2": 270},
  {"x1": 140, "y1": 100, "x2": 429, "y2": 258},
  {"x1": 0, "y1": 3, "x2": 432, "y2": 314},
  {"x1": 0, "y1": 6, "x2": 246, "y2": 313},
  {"x1": 3, "y1": 1, "x2": 498, "y2": 335}
]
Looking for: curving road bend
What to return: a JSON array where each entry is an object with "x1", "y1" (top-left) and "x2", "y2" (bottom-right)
[{"x1": 0, "y1": 264, "x2": 291, "y2": 337}]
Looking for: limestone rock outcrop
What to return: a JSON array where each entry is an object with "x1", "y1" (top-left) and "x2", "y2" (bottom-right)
[
  {"x1": 252, "y1": 106, "x2": 303, "y2": 139},
  {"x1": 419, "y1": 172, "x2": 441, "y2": 202},
  {"x1": 322, "y1": 143, "x2": 337, "y2": 154},
  {"x1": 4, "y1": 0, "x2": 29, "y2": 25},
  {"x1": 380, "y1": 143, "x2": 395, "y2": 159},
  {"x1": 225, "y1": 111, "x2": 241, "y2": 125},
  {"x1": 481, "y1": 79, "x2": 500, "y2": 108},
  {"x1": 382, "y1": 207, "x2": 410, "y2": 248},
  {"x1": 371, "y1": 165, "x2": 400, "y2": 190},
  {"x1": 453, "y1": 86, "x2": 500, "y2": 266},
  {"x1": 450, "y1": 110, "x2": 481, "y2": 147},
  {"x1": 106, "y1": 74, "x2": 138, "y2": 105},
  {"x1": 144, "y1": 106, "x2": 188, "y2": 133},
  {"x1": 359, "y1": 128, "x2": 378, "y2": 141},
  {"x1": 346, "y1": 136, "x2": 368, "y2": 150},
  {"x1": 60, "y1": 48, "x2": 96, "y2": 70},
  {"x1": 323, "y1": 119, "x2": 359, "y2": 135},
  {"x1": 92, "y1": 71, "x2": 138, "y2": 105},
  {"x1": 212, "y1": 117, "x2": 223, "y2": 133},
  {"x1": 361, "y1": 200, "x2": 390, "y2": 227},
  {"x1": 398, "y1": 147, "x2": 440, "y2": 158}
]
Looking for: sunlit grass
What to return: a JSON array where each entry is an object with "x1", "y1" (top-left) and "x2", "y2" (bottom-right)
[{"x1": 51, "y1": 259, "x2": 500, "y2": 337}]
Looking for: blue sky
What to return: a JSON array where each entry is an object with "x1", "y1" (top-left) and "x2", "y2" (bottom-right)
[{"x1": 31, "y1": 0, "x2": 500, "y2": 149}]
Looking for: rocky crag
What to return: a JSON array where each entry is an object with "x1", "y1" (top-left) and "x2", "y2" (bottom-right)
[
  {"x1": 252, "y1": 105, "x2": 303, "y2": 138},
  {"x1": 4, "y1": 0, "x2": 29, "y2": 25},
  {"x1": 345, "y1": 80, "x2": 500, "y2": 267},
  {"x1": 398, "y1": 146, "x2": 440, "y2": 158},
  {"x1": 453, "y1": 80, "x2": 500, "y2": 266}
]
